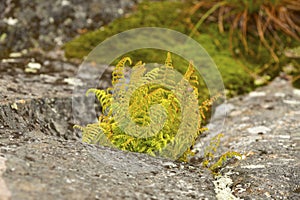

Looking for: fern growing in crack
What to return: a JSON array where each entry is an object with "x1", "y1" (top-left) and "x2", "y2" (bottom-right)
[{"x1": 74, "y1": 52, "x2": 220, "y2": 162}]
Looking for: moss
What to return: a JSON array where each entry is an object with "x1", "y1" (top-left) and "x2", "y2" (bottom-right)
[
  {"x1": 283, "y1": 46, "x2": 300, "y2": 88},
  {"x1": 63, "y1": 1, "x2": 267, "y2": 96},
  {"x1": 64, "y1": 1, "x2": 188, "y2": 59}
]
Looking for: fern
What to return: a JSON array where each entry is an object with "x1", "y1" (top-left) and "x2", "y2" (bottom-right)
[
  {"x1": 112, "y1": 57, "x2": 131, "y2": 86},
  {"x1": 74, "y1": 52, "x2": 220, "y2": 162},
  {"x1": 86, "y1": 88, "x2": 112, "y2": 114},
  {"x1": 203, "y1": 133, "x2": 242, "y2": 174}
]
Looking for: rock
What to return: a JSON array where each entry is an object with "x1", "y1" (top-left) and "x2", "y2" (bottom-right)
[
  {"x1": 283, "y1": 99, "x2": 300, "y2": 105},
  {"x1": 0, "y1": 97, "x2": 217, "y2": 199},
  {"x1": 247, "y1": 126, "x2": 271, "y2": 134},
  {"x1": 194, "y1": 77, "x2": 300, "y2": 199},
  {"x1": 0, "y1": 156, "x2": 11, "y2": 200},
  {"x1": 248, "y1": 91, "x2": 266, "y2": 97},
  {"x1": 274, "y1": 92, "x2": 285, "y2": 97},
  {"x1": 213, "y1": 173, "x2": 238, "y2": 200},
  {"x1": 0, "y1": 0, "x2": 139, "y2": 57},
  {"x1": 0, "y1": 41, "x2": 299, "y2": 199},
  {"x1": 294, "y1": 89, "x2": 300, "y2": 97},
  {"x1": 213, "y1": 103, "x2": 235, "y2": 119},
  {"x1": 0, "y1": 54, "x2": 217, "y2": 199}
]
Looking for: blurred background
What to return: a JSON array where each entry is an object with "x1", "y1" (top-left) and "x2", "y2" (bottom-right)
[{"x1": 0, "y1": 0, "x2": 299, "y2": 97}]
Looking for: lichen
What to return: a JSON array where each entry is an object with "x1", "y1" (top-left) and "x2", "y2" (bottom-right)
[{"x1": 213, "y1": 172, "x2": 241, "y2": 200}]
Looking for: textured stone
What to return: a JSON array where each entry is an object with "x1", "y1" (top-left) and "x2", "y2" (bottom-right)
[{"x1": 194, "y1": 77, "x2": 300, "y2": 199}]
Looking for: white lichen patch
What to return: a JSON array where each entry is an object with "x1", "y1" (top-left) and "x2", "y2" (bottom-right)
[
  {"x1": 3, "y1": 17, "x2": 18, "y2": 26},
  {"x1": 213, "y1": 173, "x2": 241, "y2": 200},
  {"x1": 293, "y1": 89, "x2": 300, "y2": 97},
  {"x1": 27, "y1": 62, "x2": 42, "y2": 69},
  {"x1": 63, "y1": 77, "x2": 84, "y2": 86},
  {"x1": 283, "y1": 99, "x2": 300, "y2": 105},
  {"x1": 247, "y1": 126, "x2": 271, "y2": 134},
  {"x1": 25, "y1": 62, "x2": 42, "y2": 73},
  {"x1": 274, "y1": 92, "x2": 286, "y2": 98},
  {"x1": 241, "y1": 164, "x2": 265, "y2": 169},
  {"x1": 248, "y1": 91, "x2": 266, "y2": 97}
]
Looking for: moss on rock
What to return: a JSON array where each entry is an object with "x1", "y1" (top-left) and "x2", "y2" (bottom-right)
[{"x1": 65, "y1": 0, "x2": 298, "y2": 96}]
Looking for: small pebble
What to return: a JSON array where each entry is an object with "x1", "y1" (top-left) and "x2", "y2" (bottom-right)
[
  {"x1": 27, "y1": 62, "x2": 42, "y2": 69},
  {"x1": 249, "y1": 91, "x2": 266, "y2": 97},
  {"x1": 9, "y1": 52, "x2": 22, "y2": 58},
  {"x1": 241, "y1": 164, "x2": 265, "y2": 169},
  {"x1": 163, "y1": 162, "x2": 177, "y2": 168},
  {"x1": 247, "y1": 126, "x2": 271, "y2": 134},
  {"x1": 274, "y1": 92, "x2": 285, "y2": 97},
  {"x1": 283, "y1": 99, "x2": 300, "y2": 105},
  {"x1": 3, "y1": 17, "x2": 18, "y2": 26},
  {"x1": 293, "y1": 89, "x2": 300, "y2": 97}
]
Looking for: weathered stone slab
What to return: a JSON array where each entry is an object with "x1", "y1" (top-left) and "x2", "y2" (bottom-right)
[
  {"x1": 194, "y1": 77, "x2": 300, "y2": 199},
  {"x1": 0, "y1": 56, "x2": 216, "y2": 199},
  {"x1": 1, "y1": 51, "x2": 299, "y2": 199}
]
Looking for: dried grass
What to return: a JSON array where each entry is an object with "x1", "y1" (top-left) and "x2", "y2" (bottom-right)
[{"x1": 188, "y1": 0, "x2": 300, "y2": 62}]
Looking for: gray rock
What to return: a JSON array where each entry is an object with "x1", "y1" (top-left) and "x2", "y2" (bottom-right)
[
  {"x1": 0, "y1": 56, "x2": 217, "y2": 199},
  {"x1": 212, "y1": 103, "x2": 235, "y2": 120},
  {"x1": 194, "y1": 77, "x2": 300, "y2": 199},
  {"x1": 247, "y1": 126, "x2": 271, "y2": 134},
  {"x1": 0, "y1": 0, "x2": 140, "y2": 57},
  {"x1": 1, "y1": 51, "x2": 299, "y2": 199}
]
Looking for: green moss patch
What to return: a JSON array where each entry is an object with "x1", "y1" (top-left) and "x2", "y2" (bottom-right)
[{"x1": 65, "y1": 0, "x2": 298, "y2": 95}]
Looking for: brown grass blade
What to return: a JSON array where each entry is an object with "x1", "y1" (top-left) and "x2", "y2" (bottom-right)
[
  {"x1": 255, "y1": 15, "x2": 279, "y2": 63},
  {"x1": 189, "y1": 1, "x2": 206, "y2": 15},
  {"x1": 264, "y1": 7, "x2": 300, "y2": 40},
  {"x1": 241, "y1": 9, "x2": 249, "y2": 52},
  {"x1": 281, "y1": 9, "x2": 300, "y2": 33},
  {"x1": 282, "y1": 0, "x2": 300, "y2": 11},
  {"x1": 229, "y1": 12, "x2": 242, "y2": 53},
  {"x1": 218, "y1": 6, "x2": 225, "y2": 33},
  {"x1": 189, "y1": 1, "x2": 227, "y2": 37}
]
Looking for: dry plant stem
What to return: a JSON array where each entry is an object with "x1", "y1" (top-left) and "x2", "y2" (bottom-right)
[
  {"x1": 279, "y1": 7, "x2": 300, "y2": 33},
  {"x1": 189, "y1": 1, "x2": 227, "y2": 38},
  {"x1": 255, "y1": 15, "x2": 279, "y2": 63},
  {"x1": 264, "y1": 6, "x2": 300, "y2": 41},
  {"x1": 189, "y1": 1, "x2": 206, "y2": 15},
  {"x1": 229, "y1": 12, "x2": 241, "y2": 55},
  {"x1": 188, "y1": 0, "x2": 300, "y2": 65},
  {"x1": 218, "y1": 6, "x2": 225, "y2": 33},
  {"x1": 241, "y1": 9, "x2": 248, "y2": 53}
]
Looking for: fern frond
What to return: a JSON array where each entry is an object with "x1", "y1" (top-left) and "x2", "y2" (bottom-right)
[
  {"x1": 144, "y1": 67, "x2": 160, "y2": 82},
  {"x1": 184, "y1": 61, "x2": 195, "y2": 80},
  {"x1": 202, "y1": 133, "x2": 224, "y2": 168},
  {"x1": 81, "y1": 123, "x2": 105, "y2": 144},
  {"x1": 165, "y1": 52, "x2": 173, "y2": 68},
  {"x1": 86, "y1": 88, "x2": 112, "y2": 114},
  {"x1": 209, "y1": 151, "x2": 242, "y2": 172},
  {"x1": 184, "y1": 61, "x2": 199, "y2": 97},
  {"x1": 129, "y1": 62, "x2": 146, "y2": 86},
  {"x1": 73, "y1": 125, "x2": 84, "y2": 131},
  {"x1": 112, "y1": 57, "x2": 132, "y2": 86},
  {"x1": 75, "y1": 52, "x2": 227, "y2": 163},
  {"x1": 199, "y1": 94, "x2": 220, "y2": 120},
  {"x1": 75, "y1": 124, "x2": 111, "y2": 146},
  {"x1": 134, "y1": 61, "x2": 144, "y2": 67}
]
